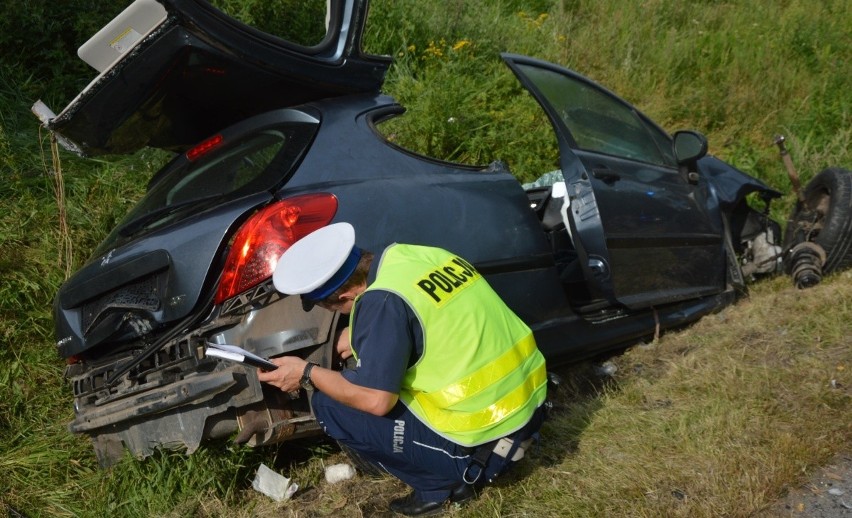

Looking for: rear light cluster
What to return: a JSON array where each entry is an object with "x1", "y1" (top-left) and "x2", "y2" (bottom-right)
[{"x1": 214, "y1": 193, "x2": 338, "y2": 304}]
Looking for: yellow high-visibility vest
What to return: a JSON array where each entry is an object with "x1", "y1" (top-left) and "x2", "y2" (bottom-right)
[{"x1": 350, "y1": 244, "x2": 547, "y2": 446}]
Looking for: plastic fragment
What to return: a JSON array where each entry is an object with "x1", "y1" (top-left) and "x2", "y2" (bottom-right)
[{"x1": 252, "y1": 463, "x2": 298, "y2": 501}]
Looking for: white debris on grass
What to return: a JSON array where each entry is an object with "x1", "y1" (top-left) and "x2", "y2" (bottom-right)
[
  {"x1": 594, "y1": 361, "x2": 618, "y2": 377},
  {"x1": 325, "y1": 463, "x2": 357, "y2": 484},
  {"x1": 252, "y1": 463, "x2": 298, "y2": 502}
]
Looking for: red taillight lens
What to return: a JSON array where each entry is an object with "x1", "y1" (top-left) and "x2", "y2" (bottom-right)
[
  {"x1": 214, "y1": 193, "x2": 338, "y2": 304},
  {"x1": 186, "y1": 134, "x2": 224, "y2": 162}
]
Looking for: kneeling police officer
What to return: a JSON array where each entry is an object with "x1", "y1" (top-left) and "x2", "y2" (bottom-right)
[{"x1": 258, "y1": 222, "x2": 547, "y2": 516}]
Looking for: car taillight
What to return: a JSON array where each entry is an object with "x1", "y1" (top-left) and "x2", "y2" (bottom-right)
[
  {"x1": 214, "y1": 193, "x2": 338, "y2": 304},
  {"x1": 186, "y1": 134, "x2": 224, "y2": 161}
]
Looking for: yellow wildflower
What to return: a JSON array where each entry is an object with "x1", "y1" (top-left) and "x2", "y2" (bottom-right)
[
  {"x1": 424, "y1": 40, "x2": 444, "y2": 58},
  {"x1": 452, "y1": 39, "x2": 471, "y2": 51}
]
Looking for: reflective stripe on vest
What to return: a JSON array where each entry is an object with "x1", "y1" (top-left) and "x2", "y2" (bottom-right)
[
  {"x1": 417, "y1": 333, "x2": 539, "y2": 409},
  {"x1": 409, "y1": 352, "x2": 548, "y2": 432}
]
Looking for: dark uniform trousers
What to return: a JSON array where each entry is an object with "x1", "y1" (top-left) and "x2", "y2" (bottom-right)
[{"x1": 311, "y1": 390, "x2": 545, "y2": 502}]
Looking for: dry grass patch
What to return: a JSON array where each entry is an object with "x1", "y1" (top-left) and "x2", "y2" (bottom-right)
[{"x1": 527, "y1": 273, "x2": 851, "y2": 518}]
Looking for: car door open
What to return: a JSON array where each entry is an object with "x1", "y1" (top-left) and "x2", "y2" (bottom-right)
[{"x1": 503, "y1": 54, "x2": 727, "y2": 310}]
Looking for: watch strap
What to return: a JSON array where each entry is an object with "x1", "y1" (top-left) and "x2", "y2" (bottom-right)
[{"x1": 300, "y1": 362, "x2": 318, "y2": 390}]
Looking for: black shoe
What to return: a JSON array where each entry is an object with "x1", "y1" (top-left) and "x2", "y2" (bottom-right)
[
  {"x1": 449, "y1": 483, "x2": 476, "y2": 504},
  {"x1": 389, "y1": 492, "x2": 444, "y2": 516}
]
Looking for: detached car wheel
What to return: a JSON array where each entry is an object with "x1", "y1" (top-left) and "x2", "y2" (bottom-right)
[{"x1": 784, "y1": 168, "x2": 852, "y2": 284}]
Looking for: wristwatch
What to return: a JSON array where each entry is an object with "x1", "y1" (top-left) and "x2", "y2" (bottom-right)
[{"x1": 300, "y1": 362, "x2": 318, "y2": 390}]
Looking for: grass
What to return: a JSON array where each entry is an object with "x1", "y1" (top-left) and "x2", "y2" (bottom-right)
[
  {"x1": 0, "y1": 0, "x2": 850, "y2": 516},
  {"x1": 541, "y1": 276, "x2": 849, "y2": 517}
]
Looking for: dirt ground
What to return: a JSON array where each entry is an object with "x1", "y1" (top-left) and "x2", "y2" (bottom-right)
[{"x1": 763, "y1": 452, "x2": 852, "y2": 517}]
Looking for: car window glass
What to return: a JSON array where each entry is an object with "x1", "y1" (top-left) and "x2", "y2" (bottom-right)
[
  {"x1": 516, "y1": 64, "x2": 674, "y2": 167},
  {"x1": 166, "y1": 131, "x2": 284, "y2": 204},
  {"x1": 207, "y1": 0, "x2": 329, "y2": 47},
  {"x1": 648, "y1": 122, "x2": 675, "y2": 165},
  {"x1": 110, "y1": 123, "x2": 317, "y2": 240}
]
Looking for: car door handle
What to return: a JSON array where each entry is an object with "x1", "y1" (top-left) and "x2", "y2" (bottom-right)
[{"x1": 592, "y1": 169, "x2": 621, "y2": 184}]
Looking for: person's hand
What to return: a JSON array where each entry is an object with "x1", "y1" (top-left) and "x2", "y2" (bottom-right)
[
  {"x1": 257, "y1": 356, "x2": 307, "y2": 392},
  {"x1": 258, "y1": 354, "x2": 398, "y2": 416},
  {"x1": 335, "y1": 327, "x2": 352, "y2": 360}
]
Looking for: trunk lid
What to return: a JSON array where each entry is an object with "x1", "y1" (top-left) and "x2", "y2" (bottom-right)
[{"x1": 33, "y1": 0, "x2": 390, "y2": 156}]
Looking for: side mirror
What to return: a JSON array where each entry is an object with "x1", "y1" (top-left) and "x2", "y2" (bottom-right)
[{"x1": 673, "y1": 130, "x2": 708, "y2": 165}]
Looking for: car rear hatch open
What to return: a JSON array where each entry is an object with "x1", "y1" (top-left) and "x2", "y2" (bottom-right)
[{"x1": 32, "y1": 0, "x2": 390, "y2": 156}]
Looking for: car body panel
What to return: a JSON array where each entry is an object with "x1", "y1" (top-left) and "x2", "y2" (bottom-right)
[
  {"x1": 55, "y1": 191, "x2": 272, "y2": 358},
  {"x1": 696, "y1": 155, "x2": 782, "y2": 207}
]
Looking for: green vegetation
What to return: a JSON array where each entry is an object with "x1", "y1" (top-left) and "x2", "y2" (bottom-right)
[
  {"x1": 1, "y1": 0, "x2": 849, "y2": 516},
  {"x1": 208, "y1": 0, "x2": 328, "y2": 45}
]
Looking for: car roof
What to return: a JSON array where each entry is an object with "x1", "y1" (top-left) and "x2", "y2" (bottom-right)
[{"x1": 34, "y1": 0, "x2": 391, "y2": 156}]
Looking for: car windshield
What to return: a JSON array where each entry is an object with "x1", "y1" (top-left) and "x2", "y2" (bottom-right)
[
  {"x1": 103, "y1": 122, "x2": 318, "y2": 247},
  {"x1": 516, "y1": 64, "x2": 675, "y2": 167}
]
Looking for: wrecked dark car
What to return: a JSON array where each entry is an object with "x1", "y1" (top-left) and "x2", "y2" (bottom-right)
[{"x1": 32, "y1": 0, "x2": 851, "y2": 466}]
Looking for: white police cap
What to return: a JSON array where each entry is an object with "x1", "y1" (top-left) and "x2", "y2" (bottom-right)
[{"x1": 273, "y1": 222, "x2": 362, "y2": 302}]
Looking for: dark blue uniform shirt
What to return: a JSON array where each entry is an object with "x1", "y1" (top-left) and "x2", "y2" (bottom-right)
[{"x1": 340, "y1": 261, "x2": 424, "y2": 394}]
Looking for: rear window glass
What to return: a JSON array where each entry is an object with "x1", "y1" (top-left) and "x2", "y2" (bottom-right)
[
  {"x1": 165, "y1": 131, "x2": 285, "y2": 205},
  {"x1": 106, "y1": 122, "x2": 317, "y2": 243},
  {"x1": 207, "y1": 0, "x2": 329, "y2": 47}
]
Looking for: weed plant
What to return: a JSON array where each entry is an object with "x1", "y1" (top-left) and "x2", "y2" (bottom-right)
[{"x1": 0, "y1": 0, "x2": 849, "y2": 516}]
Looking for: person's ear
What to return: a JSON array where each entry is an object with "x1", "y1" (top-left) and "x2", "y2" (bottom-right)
[{"x1": 339, "y1": 283, "x2": 364, "y2": 302}]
